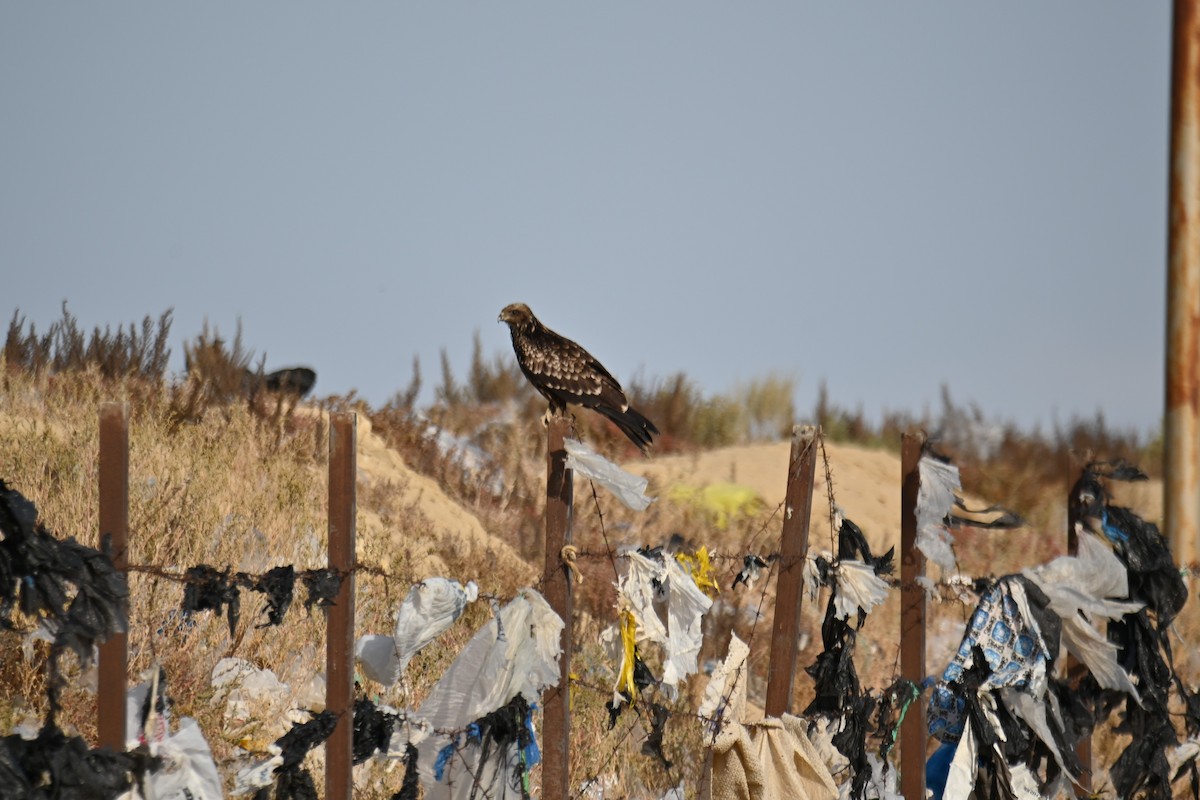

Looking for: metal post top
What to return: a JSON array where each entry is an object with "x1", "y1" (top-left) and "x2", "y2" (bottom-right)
[{"x1": 791, "y1": 423, "x2": 818, "y2": 438}]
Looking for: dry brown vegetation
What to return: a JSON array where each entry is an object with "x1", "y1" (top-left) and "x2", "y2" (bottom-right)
[{"x1": 0, "y1": 307, "x2": 1185, "y2": 798}]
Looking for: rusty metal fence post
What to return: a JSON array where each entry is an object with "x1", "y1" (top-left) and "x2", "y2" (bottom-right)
[
  {"x1": 1166, "y1": 0, "x2": 1200, "y2": 574},
  {"x1": 326, "y1": 412, "x2": 357, "y2": 800},
  {"x1": 899, "y1": 431, "x2": 926, "y2": 800},
  {"x1": 98, "y1": 402, "x2": 130, "y2": 750},
  {"x1": 541, "y1": 414, "x2": 574, "y2": 797},
  {"x1": 765, "y1": 424, "x2": 818, "y2": 717}
]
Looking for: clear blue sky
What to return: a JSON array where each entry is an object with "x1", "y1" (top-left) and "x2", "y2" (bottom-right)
[{"x1": 2, "y1": 3, "x2": 1174, "y2": 435}]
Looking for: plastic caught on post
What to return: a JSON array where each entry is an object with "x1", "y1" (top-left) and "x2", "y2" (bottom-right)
[
  {"x1": 563, "y1": 437, "x2": 654, "y2": 510},
  {"x1": 917, "y1": 455, "x2": 961, "y2": 571}
]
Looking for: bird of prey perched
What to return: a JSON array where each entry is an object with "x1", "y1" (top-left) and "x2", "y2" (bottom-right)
[{"x1": 499, "y1": 302, "x2": 659, "y2": 452}]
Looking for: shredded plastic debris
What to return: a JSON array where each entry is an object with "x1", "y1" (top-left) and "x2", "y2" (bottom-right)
[
  {"x1": 731, "y1": 553, "x2": 773, "y2": 590},
  {"x1": 415, "y1": 588, "x2": 563, "y2": 799},
  {"x1": 617, "y1": 548, "x2": 713, "y2": 695},
  {"x1": 247, "y1": 565, "x2": 296, "y2": 627},
  {"x1": 181, "y1": 565, "x2": 240, "y2": 636},
  {"x1": 301, "y1": 568, "x2": 342, "y2": 611},
  {"x1": 355, "y1": 577, "x2": 478, "y2": 686},
  {"x1": 235, "y1": 711, "x2": 337, "y2": 798},
  {"x1": 916, "y1": 453, "x2": 960, "y2": 571}
]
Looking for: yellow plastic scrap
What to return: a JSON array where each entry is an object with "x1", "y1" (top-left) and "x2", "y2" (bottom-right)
[
  {"x1": 667, "y1": 483, "x2": 764, "y2": 529},
  {"x1": 615, "y1": 608, "x2": 638, "y2": 700},
  {"x1": 676, "y1": 545, "x2": 721, "y2": 599}
]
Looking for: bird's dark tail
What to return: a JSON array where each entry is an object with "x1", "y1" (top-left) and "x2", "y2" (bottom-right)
[{"x1": 596, "y1": 405, "x2": 660, "y2": 453}]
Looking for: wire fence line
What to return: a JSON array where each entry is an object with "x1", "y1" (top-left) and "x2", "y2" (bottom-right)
[{"x1": 3, "y1": 404, "x2": 1195, "y2": 799}]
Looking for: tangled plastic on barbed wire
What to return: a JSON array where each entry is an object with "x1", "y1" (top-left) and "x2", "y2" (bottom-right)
[
  {"x1": 181, "y1": 564, "x2": 241, "y2": 636},
  {"x1": 0, "y1": 480, "x2": 156, "y2": 799},
  {"x1": 916, "y1": 448, "x2": 960, "y2": 571},
  {"x1": 355, "y1": 577, "x2": 479, "y2": 687},
  {"x1": 414, "y1": 588, "x2": 562, "y2": 799},
  {"x1": 563, "y1": 437, "x2": 655, "y2": 511},
  {"x1": 249, "y1": 565, "x2": 296, "y2": 628},
  {"x1": 301, "y1": 568, "x2": 341, "y2": 611},
  {"x1": 0, "y1": 479, "x2": 129, "y2": 666},
  {"x1": 1070, "y1": 461, "x2": 1194, "y2": 800},
  {"x1": 235, "y1": 710, "x2": 337, "y2": 799},
  {"x1": 801, "y1": 515, "x2": 897, "y2": 800}
]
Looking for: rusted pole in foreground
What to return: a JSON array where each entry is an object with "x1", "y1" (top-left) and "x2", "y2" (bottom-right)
[
  {"x1": 541, "y1": 414, "x2": 574, "y2": 797},
  {"x1": 325, "y1": 413, "x2": 356, "y2": 800},
  {"x1": 98, "y1": 402, "x2": 130, "y2": 750},
  {"x1": 765, "y1": 424, "x2": 818, "y2": 717},
  {"x1": 1166, "y1": 0, "x2": 1200, "y2": 573},
  {"x1": 899, "y1": 431, "x2": 926, "y2": 800}
]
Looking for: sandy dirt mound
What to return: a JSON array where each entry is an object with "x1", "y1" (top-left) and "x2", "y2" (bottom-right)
[
  {"x1": 625, "y1": 439, "x2": 905, "y2": 556},
  {"x1": 627, "y1": 439, "x2": 1165, "y2": 553}
]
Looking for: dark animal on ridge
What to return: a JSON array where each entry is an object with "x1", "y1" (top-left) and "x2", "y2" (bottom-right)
[{"x1": 243, "y1": 366, "x2": 317, "y2": 398}]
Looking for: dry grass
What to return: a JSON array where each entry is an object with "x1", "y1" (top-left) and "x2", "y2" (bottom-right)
[{"x1": 5, "y1": 303, "x2": 173, "y2": 383}]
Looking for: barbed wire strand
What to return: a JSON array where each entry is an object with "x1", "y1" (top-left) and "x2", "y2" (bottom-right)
[
  {"x1": 819, "y1": 433, "x2": 839, "y2": 553},
  {"x1": 585, "y1": 478, "x2": 623, "y2": 587}
]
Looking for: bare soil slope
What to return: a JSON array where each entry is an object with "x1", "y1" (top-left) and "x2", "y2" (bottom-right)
[
  {"x1": 339, "y1": 412, "x2": 535, "y2": 587},
  {"x1": 625, "y1": 439, "x2": 907, "y2": 556}
]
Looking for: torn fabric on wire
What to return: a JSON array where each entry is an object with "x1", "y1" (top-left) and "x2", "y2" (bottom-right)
[
  {"x1": 926, "y1": 573, "x2": 1091, "y2": 799},
  {"x1": 699, "y1": 633, "x2": 750, "y2": 742},
  {"x1": 711, "y1": 714, "x2": 839, "y2": 800},
  {"x1": 564, "y1": 437, "x2": 654, "y2": 511},
  {"x1": 928, "y1": 577, "x2": 1060, "y2": 733}
]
